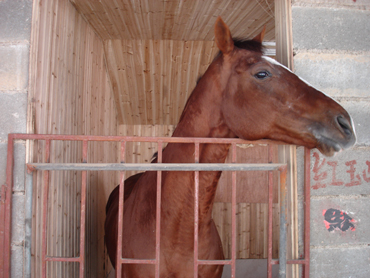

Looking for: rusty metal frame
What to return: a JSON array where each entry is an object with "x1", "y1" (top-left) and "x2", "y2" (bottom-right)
[{"x1": 0, "y1": 133, "x2": 311, "y2": 278}]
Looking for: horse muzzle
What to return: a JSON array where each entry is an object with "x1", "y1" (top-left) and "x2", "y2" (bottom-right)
[{"x1": 313, "y1": 114, "x2": 356, "y2": 156}]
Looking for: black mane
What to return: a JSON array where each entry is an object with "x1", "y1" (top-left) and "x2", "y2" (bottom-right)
[
  {"x1": 233, "y1": 38, "x2": 264, "y2": 54},
  {"x1": 214, "y1": 38, "x2": 264, "y2": 61}
]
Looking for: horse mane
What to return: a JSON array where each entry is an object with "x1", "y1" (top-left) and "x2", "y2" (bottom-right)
[{"x1": 233, "y1": 38, "x2": 264, "y2": 53}]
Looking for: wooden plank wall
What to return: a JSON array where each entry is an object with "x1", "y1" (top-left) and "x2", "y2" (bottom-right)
[
  {"x1": 28, "y1": 0, "x2": 119, "y2": 277},
  {"x1": 104, "y1": 40, "x2": 220, "y2": 125}
]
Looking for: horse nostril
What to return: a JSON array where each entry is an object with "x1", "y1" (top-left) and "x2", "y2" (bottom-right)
[{"x1": 337, "y1": 116, "x2": 352, "y2": 136}]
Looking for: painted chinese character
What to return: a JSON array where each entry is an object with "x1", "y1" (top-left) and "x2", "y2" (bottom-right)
[
  {"x1": 327, "y1": 161, "x2": 344, "y2": 186},
  {"x1": 312, "y1": 152, "x2": 327, "y2": 189},
  {"x1": 362, "y1": 161, "x2": 370, "y2": 183},
  {"x1": 345, "y1": 160, "x2": 362, "y2": 187}
]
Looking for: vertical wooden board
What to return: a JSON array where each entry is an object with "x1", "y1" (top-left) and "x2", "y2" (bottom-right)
[
  {"x1": 236, "y1": 203, "x2": 251, "y2": 258},
  {"x1": 275, "y1": 0, "x2": 297, "y2": 276},
  {"x1": 177, "y1": 40, "x2": 192, "y2": 121}
]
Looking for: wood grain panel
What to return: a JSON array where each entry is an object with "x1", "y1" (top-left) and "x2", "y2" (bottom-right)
[
  {"x1": 105, "y1": 40, "x2": 220, "y2": 125},
  {"x1": 28, "y1": 0, "x2": 119, "y2": 277},
  {"x1": 70, "y1": 0, "x2": 275, "y2": 41},
  {"x1": 212, "y1": 202, "x2": 280, "y2": 259}
]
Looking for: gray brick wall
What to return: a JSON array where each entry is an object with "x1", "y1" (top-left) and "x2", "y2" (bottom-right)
[
  {"x1": 0, "y1": 0, "x2": 33, "y2": 277},
  {"x1": 293, "y1": 1, "x2": 370, "y2": 277}
]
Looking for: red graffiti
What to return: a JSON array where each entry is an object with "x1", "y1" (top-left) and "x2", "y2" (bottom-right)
[
  {"x1": 362, "y1": 161, "x2": 370, "y2": 182},
  {"x1": 312, "y1": 152, "x2": 369, "y2": 190},
  {"x1": 327, "y1": 161, "x2": 344, "y2": 186},
  {"x1": 312, "y1": 152, "x2": 328, "y2": 189},
  {"x1": 345, "y1": 160, "x2": 362, "y2": 187}
]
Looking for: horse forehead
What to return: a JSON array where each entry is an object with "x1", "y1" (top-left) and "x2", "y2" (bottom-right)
[{"x1": 262, "y1": 56, "x2": 336, "y2": 100}]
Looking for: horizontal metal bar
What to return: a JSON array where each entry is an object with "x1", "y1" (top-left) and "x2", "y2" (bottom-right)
[
  {"x1": 9, "y1": 133, "x2": 288, "y2": 145},
  {"x1": 271, "y1": 259, "x2": 307, "y2": 265},
  {"x1": 198, "y1": 260, "x2": 232, "y2": 265},
  {"x1": 27, "y1": 163, "x2": 286, "y2": 172},
  {"x1": 45, "y1": 256, "x2": 80, "y2": 262},
  {"x1": 287, "y1": 259, "x2": 307, "y2": 265},
  {"x1": 120, "y1": 259, "x2": 157, "y2": 264}
]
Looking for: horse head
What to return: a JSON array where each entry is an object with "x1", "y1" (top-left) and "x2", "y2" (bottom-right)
[{"x1": 214, "y1": 17, "x2": 356, "y2": 156}]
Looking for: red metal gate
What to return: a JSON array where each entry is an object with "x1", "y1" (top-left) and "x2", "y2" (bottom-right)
[{"x1": 0, "y1": 134, "x2": 311, "y2": 277}]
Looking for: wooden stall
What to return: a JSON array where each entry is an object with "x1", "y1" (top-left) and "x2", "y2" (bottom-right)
[{"x1": 28, "y1": 0, "x2": 297, "y2": 277}]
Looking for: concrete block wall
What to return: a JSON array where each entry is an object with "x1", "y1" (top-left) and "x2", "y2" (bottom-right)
[
  {"x1": 0, "y1": 0, "x2": 32, "y2": 276},
  {"x1": 292, "y1": 1, "x2": 370, "y2": 277}
]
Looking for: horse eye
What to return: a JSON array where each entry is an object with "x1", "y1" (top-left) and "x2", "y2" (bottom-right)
[{"x1": 254, "y1": 71, "x2": 271, "y2": 79}]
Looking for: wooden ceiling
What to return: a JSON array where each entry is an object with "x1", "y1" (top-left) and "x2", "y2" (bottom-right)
[{"x1": 70, "y1": 0, "x2": 275, "y2": 125}]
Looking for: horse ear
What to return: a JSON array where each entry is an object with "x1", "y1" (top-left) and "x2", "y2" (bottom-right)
[
  {"x1": 214, "y1": 16, "x2": 234, "y2": 54},
  {"x1": 252, "y1": 25, "x2": 266, "y2": 43}
]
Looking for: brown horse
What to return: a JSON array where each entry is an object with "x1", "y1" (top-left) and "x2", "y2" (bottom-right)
[{"x1": 105, "y1": 17, "x2": 356, "y2": 278}]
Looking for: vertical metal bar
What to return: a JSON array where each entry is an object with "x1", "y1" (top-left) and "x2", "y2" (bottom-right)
[
  {"x1": 267, "y1": 144, "x2": 274, "y2": 278},
  {"x1": 116, "y1": 141, "x2": 126, "y2": 278},
  {"x1": 0, "y1": 184, "x2": 7, "y2": 278},
  {"x1": 155, "y1": 141, "x2": 163, "y2": 278},
  {"x1": 231, "y1": 143, "x2": 237, "y2": 278},
  {"x1": 79, "y1": 141, "x2": 88, "y2": 277},
  {"x1": 3, "y1": 134, "x2": 15, "y2": 278},
  {"x1": 279, "y1": 166, "x2": 288, "y2": 278},
  {"x1": 0, "y1": 134, "x2": 14, "y2": 277},
  {"x1": 193, "y1": 142, "x2": 200, "y2": 278},
  {"x1": 25, "y1": 171, "x2": 34, "y2": 278},
  {"x1": 42, "y1": 139, "x2": 51, "y2": 278},
  {"x1": 303, "y1": 148, "x2": 311, "y2": 278}
]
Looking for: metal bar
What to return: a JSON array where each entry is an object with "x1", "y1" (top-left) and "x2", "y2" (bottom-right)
[
  {"x1": 231, "y1": 143, "x2": 237, "y2": 278},
  {"x1": 155, "y1": 141, "x2": 163, "y2": 278},
  {"x1": 198, "y1": 260, "x2": 232, "y2": 265},
  {"x1": 79, "y1": 141, "x2": 88, "y2": 278},
  {"x1": 25, "y1": 171, "x2": 34, "y2": 278},
  {"x1": 304, "y1": 148, "x2": 311, "y2": 278},
  {"x1": 193, "y1": 143, "x2": 200, "y2": 277},
  {"x1": 279, "y1": 166, "x2": 288, "y2": 278},
  {"x1": 267, "y1": 144, "x2": 274, "y2": 278},
  {"x1": 271, "y1": 259, "x2": 308, "y2": 265},
  {"x1": 0, "y1": 184, "x2": 6, "y2": 278},
  {"x1": 8, "y1": 133, "x2": 287, "y2": 146},
  {"x1": 45, "y1": 257, "x2": 80, "y2": 262},
  {"x1": 42, "y1": 139, "x2": 51, "y2": 278},
  {"x1": 3, "y1": 134, "x2": 15, "y2": 278},
  {"x1": 116, "y1": 141, "x2": 126, "y2": 278},
  {"x1": 120, "y1": 259, "x2": 156, "y2": 264},
  {"x1": 27, "y1": 163, "x2": 286, "y2": 172},
  {"x1": 288, "y1": 259, "x2": 307, "y2": 265}
]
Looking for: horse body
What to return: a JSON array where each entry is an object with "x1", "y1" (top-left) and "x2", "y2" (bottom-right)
[{"x1": 105, "y1": 17, "x2": 356, "y2": 277}]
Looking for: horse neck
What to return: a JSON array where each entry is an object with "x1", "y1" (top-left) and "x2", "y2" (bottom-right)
[{"x1": 162, "y1": 60, "x2": 235, "y2": 223}]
